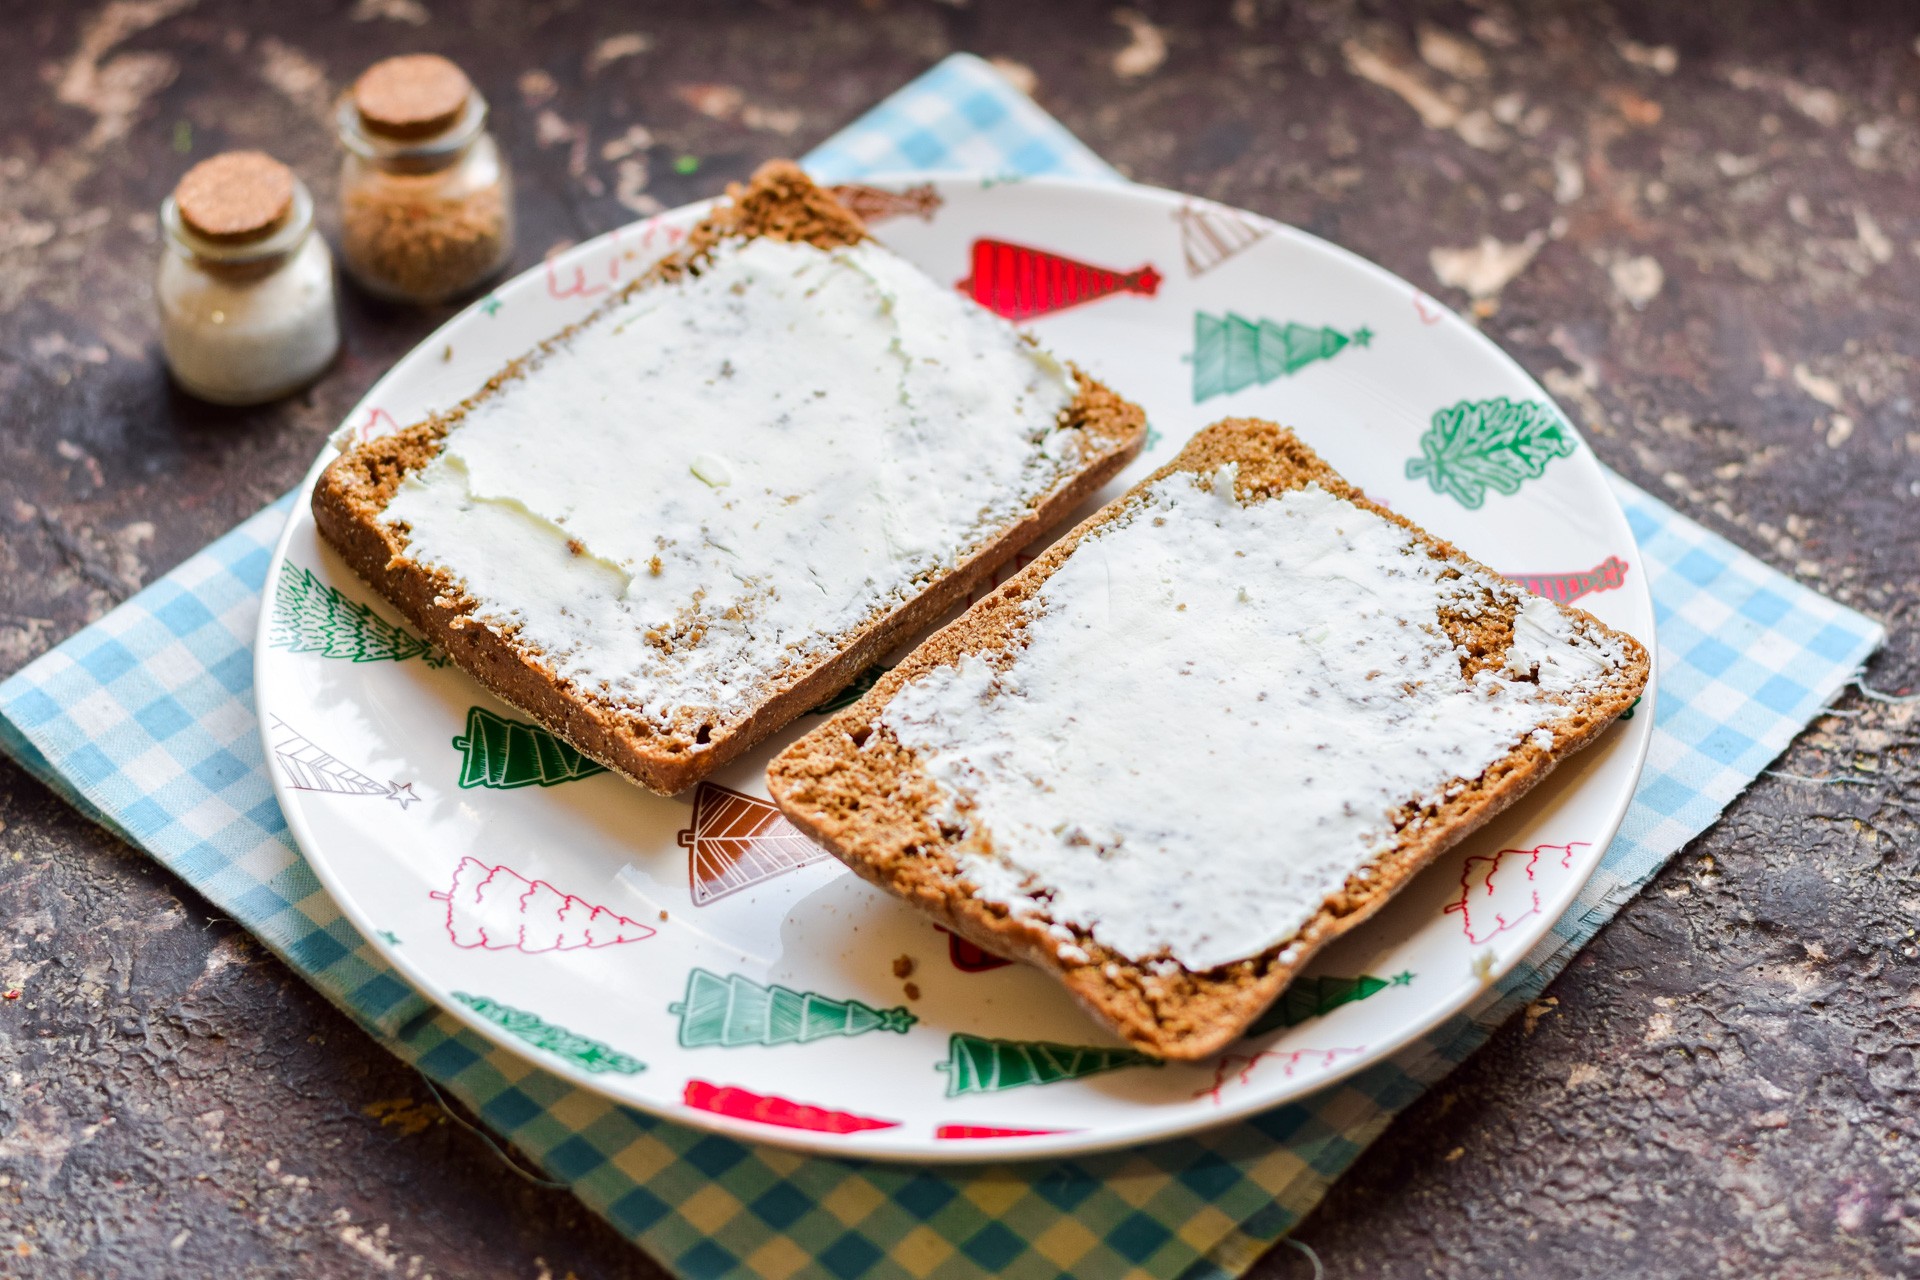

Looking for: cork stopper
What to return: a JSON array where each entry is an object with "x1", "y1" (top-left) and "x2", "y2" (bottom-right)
[
  {"x1": 353, "y1": 55, "x2": 472, "y2": 140},
  {"x1": 173, "y1": 151, "x2": 295, "y2": 243}
]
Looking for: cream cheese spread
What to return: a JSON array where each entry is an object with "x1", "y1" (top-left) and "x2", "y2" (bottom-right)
[
  {"x1": 878, "y1": 469, "x2": 1631, "y2": 971},
  {"x1": 382, "y1": 236, "x2": 1082, "y2": 733}
]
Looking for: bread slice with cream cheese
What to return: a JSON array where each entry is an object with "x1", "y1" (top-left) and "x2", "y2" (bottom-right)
[
  {"x1": 767, "y1": 418, "x2": 1649, "y2": 1059},
  {"x1": 313, "y1": 163, "x2": 1146, "y2": 795}
]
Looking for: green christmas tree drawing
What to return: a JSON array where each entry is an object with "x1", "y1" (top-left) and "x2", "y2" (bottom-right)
[
  {"x1": 1245, "y1": 971, "x2": 1414, "y2": 1038},
  {"x1": 1191, "y1": 312, "x2": 1371, "y2": 402},
  {"x1": 452, "y1": 992, "x2": 644, "y2": 1075},
  {"x1": 809, "y1": 664, "x2": 886, "y2": 716},
  {"x1": 937, "y1": 1033, "x2": 1160, "y2": 1096},
  {"x1": 270, "y1": 563, "x2": 446, "y2": 666},
  {"x1": 669, "y1": 969, "x2": 916, "y2": 1048},
  {"x1": 1405, "y1": 397, "x2": 1577, "y2": 509},
  {"x1": 452, "y1": 706, "x2": 608, "y2": 789}
]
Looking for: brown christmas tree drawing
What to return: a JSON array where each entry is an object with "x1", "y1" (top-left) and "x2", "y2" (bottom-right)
[
  {"x1": 430, "y1": 856, "x2": 657, "y2": 952},
  {"x1": 827, "y1": 182, "x2": 943, "y2": 224},
  {"x1": 451, "y1": 706, "x2": 607, "y2": 789},
  {"x1": 958, "y1": 239, "x2": 1161, "y2": 321},
  {"x1": 1505, "y1": 556, "x2": 1630, "y2": 607},
  {"x1": 1174, "y1": 199, "x2": 1272, "y2": 277},
  {"x1": 267, "y1": 714, "x2": 417, "y2": 810},
  {"x1": 677, "y1": 783, "x2": 832, "y2": 906}
]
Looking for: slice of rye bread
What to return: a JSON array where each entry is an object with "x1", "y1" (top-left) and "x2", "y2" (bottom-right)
[
  {"x1": 766, "y1": 418, "x2": 1651, "y2": 1060},
  {"x1": 312, "y1": 161, "x2": 1147, "y2": 796}
]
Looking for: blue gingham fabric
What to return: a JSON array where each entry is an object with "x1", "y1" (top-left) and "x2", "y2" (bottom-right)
[{"x1": 0, "y1": 54, "x2": 1886, "y2": 1280}]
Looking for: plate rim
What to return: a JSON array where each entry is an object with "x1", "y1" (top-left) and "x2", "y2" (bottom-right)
[{"x1": 255, "y1": 171, "x2": 1656, "y2": 1162}]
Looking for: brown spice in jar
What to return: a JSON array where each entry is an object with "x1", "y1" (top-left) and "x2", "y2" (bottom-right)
[{"x1": 342, "y1": 177, "x2": 505, "y2": 301}]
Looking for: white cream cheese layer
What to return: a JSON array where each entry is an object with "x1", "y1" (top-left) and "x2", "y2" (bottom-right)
[
  {"x1": 879, "y1": 471, "x2": 1631, "y2": 971},
  {"x1": 383, "y1": 236, "x2": 1081, "y2": 731}
]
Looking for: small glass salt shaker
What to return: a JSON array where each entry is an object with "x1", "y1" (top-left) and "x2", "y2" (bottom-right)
[
  {"x1": 157, "y1": 151, "x2": 340, "y2": 406},
  {"x1": 336, "y1": 54, "x2": 515, "y2": 304}
]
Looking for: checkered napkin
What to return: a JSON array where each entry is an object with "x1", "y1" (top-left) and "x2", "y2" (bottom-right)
[{"x1": 0, "y1": 54, "x2": 1886, "y2": 1280}]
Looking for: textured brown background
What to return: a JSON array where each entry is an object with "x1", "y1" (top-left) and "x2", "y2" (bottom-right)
[{"x1": 2, "y1": 2, "x2": 1917, "y2": 1277}]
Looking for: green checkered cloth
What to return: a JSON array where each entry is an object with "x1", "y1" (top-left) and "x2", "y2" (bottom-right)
[{"x1": 0, "y1": 54, "x2": 1885, "y2": 1279}]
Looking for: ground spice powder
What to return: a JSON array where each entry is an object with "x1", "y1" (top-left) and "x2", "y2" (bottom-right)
[{"x1": 343, "y1": 176, "x2": 507, "y2": 302}]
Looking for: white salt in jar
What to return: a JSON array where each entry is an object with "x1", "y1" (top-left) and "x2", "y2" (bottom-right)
[{"x1": 157, "y1": 151, "x2": 340, "y2": 406}]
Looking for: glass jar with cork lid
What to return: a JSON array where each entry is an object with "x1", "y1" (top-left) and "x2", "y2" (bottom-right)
[
  {"x1": 156, "y1": 151, "x2": 340, "y2": 406},
  {"x1": 337, "y1": 54, "x2": 515, "y2": 305}
]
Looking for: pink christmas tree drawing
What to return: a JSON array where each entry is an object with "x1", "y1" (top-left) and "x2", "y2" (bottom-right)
[
  {"x1": 1443, "y1": 842, "x2": 1591, "y2": 944},
  {"x1": 1193, "y1": 1047, "x2": 1363, "y2": 1105},
  {"x1": 430, "y1": 856, "x2": 657, "y2": 952}
]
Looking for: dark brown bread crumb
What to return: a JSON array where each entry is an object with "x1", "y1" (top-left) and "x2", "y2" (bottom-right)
[
  {"x1": 767, "y1": 419, "x2": 1651, "y2": 1061},
  {"x1": 312, "y1": 161, "x2": 1148, "y2": 795},
  {"x1": 892, "y1": 954, "x2": 915, "y2": 979}
]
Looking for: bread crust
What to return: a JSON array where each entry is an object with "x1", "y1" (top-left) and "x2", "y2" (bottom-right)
[
  {"x1": 766, "y1": 418, "x2": 1651, "y2": 1061},
  {"x1": 311, "y1": 162, "x2": 1148, "y2": 796}
]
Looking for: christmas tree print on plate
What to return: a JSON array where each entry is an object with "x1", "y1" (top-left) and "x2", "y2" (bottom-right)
[
  {"x1": 1406, "y1": 397, "x2": 1578, "y2": 509},
  {"x1": 431, "y1": 856, "x2": 657, "y2": 952},
  {"x1": 682, "y1": 1081, "x2": 899, "y2": 1134},
  {"x1": 937, "y1": 1034, "x2": 1160, "y2": 1096},
  {"x1": 1195, "y1": 1047, "x2": 1364, "y2": 1105},
  {"x1": 958, "y1": 239, "x2": 1161, "y2": 320},
  {"x1": 670, "y1": 969, "x2": 915, "y2": 1048},
  {"x1": 808, "y1": 664, "x2": 885, "y2": 716},
  {"x1": 1506, "y1": 556, "x2": 1630, "y2": 606},
  {"x1": 1174, "y1": 199, "x2": 1271, "y2": 277},
  {"x1": 936, "y1": 1124, "x2": 1071, "y2": 1140},
  {"x1": 1190, "y1": 312, "x2": 1371, "y2": 402},
  {"x1": 828, "y1": 181, "x2": 942, "y2": 224},
  {"x1": 452, "y1": 705, "x2": 608, "y2": 790},
  {"x1": 258, "y1": 174, "x2": 1654, "y2": 1160},
  {"x1": 1244, "y1": 972, "x2": 1415, "y2": 1038},
  {"x1": 1444, "y1": 843, "x2": 1592, "y2": 944},
  {"x1": 936, "y1": 926, "x2": 1013, "y2": 973},
  {"x1": 678, "y1": 783, "x2": 831, "y2": 906},
  {"x1": 269, "y1": 563, "x2": 447, "y2": 666},
  {"x1": 454, "y1": 993, "x2": 645, "y2": 1075},
  {"x1": 267, "y1": 715, "x2": 418, "y2": 810}
]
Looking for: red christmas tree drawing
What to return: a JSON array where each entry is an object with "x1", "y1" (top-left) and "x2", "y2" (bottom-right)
[
  {"x1": 678, "y1": 784, "x2": 831, "y2": 906},
  {"x1": 682, "y1": 1080, "x2": 899, "y2": 1134},
  {"x1": 936, "y1": 925, "x2": 1013, "y2": 973},
  {"x1": 958, "y1": 239, "x2": 1161, "y2": 321},
  {"x1": 936, "y1": 1124, "x2": 1071, "y2": 1140},
  {"x1": 1443, "y1": 842, "x2": 1591, "y2": 944},
  {"x1": 1193, "y1": 1046, "x2": 1363, "y2": 1105},
  {"x1": 828, "y1": 181, "x2": 943, "y2": 224},
  {"x1": 1505, "y1": 556, "x2": 1630, "y2": 607},
  {"x1": 430, "y1": 856, "x2": 657, "y2": 952}
]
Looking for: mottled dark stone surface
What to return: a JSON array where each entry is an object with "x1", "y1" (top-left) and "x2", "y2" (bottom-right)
[{"x1": 2, "y1": 2, "x2": 1916, "y2": 1277}]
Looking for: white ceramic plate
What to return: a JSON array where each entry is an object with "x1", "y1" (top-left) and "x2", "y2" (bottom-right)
[{"x1": 257, "y1": 175, "x2": 1653, "y2": 1161}]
